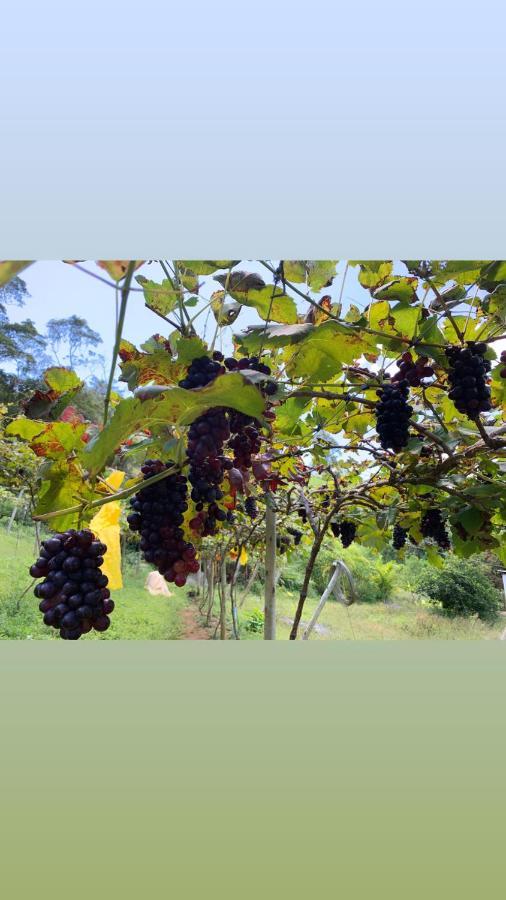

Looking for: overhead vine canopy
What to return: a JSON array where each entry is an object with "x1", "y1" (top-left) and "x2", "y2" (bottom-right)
[{"x1": 2, "y1": 259, "x2": 506, "y2": 638}]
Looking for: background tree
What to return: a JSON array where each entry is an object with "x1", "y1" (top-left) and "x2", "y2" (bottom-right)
[
  {"x1": 45, "y1": 315, "x2": 104, "y2": 374},
  {"x1": 0, "y1": 277, "x2": 46, "y2": 374}
]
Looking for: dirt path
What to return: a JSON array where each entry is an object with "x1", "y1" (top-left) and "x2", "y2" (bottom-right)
[{"x1": 179, "y1": 603, "x2": 214, "y2": 640}]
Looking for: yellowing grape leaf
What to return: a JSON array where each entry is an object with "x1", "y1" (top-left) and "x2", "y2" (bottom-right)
[
  {"x1": 97, "y1": 261, "x2": 143, "y2": 281},
  {"x1": 0, "y1": 260, "x2": 33, "y2": 286}
]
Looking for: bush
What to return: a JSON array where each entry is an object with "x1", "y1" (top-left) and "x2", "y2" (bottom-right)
[
  {"x1": 277, "y1": 540, "x2": 399, "y2": 603},
  {"x1": 415, "y1": 556, "x2": 502, "y2": 621},
  {"x1": 243, "y1": 608, "x2": 264, "y2": 633}
]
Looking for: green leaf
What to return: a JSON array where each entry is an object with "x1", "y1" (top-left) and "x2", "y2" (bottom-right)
[
  {"x1": 390, "y1": 302, "x2": 421, "y2": 340},
  {"x1": 486, "y1": 285, "x2": 506, "y2": 322},
  {"x1": 368, "y1": 300, "x2": 390, "y2": 331},
  {"x1": 274, "y1": 397, "x2": 309, "y2": 436},
  {"x1": 491, "y1": 362, "x2": 506, "y2": 411},
  {"x1": 283, "y1": 261, "x2": 307, "y2": 283},
  {"x1": 172, "y1": 334, "x2": 209, "y2": 365},
  {"x1": 34, "y1": 459, "x2": 97, "y2": 531},
  {"x1": 455, "y1": 505, "x2": 484, "y2": 535},
  {"x1": 286, "y1": 321, "x2": 374, "y2": 381},
  {"x1": 136, "y1": 276, "x2": 180, "y2": 317},
  {"x1": 0, "y1": 260, "x2": 33, "y2": 286},
  {"x1": 353, "y1": 261, "x2": 393, "y2": 289},
  {"x1": 44, "y1": 367, "x2": 82, "y2": 393},
  {"x1": 374, "y1": 277, "x2": 418, "y2": 303},
  {"x1": 177, "y1": 261, "x2": 240, "y2": 276},
  {"x1": 425, "y1": 544, "x2": 444, "y2": 568},
  {"x1": 5, "y1": 418, "x2": 46, "y2": 442},
  {"x1": 306, "y1": 261, "x2": 337, "y2": 291},
  {"x1": 210, "y1": 291, "x2": 242, "y2": 326},
  {"x1": 82, "y1": 373, "x2": 265, "y2": 475},
  {"x1": 416, "y1": 315, "x2": 446, "y2": 348},
  {"x1": 229, "y1": 285, "x2": 298, "y2": 324},
  {"x1": 478, "y1": 261, "x2": 506, "y2": 285},
  {"x1": 6, "y1": 418, "x2": 87, "y2": 459},
  {"x1": 118, "y1": 337, "x2": 188, "y2": 390},
  {"x1": 237, "y1": 323, "x2": 312, "y2": 354},
  {"x1": 429, "y1": 261, "x2": 488, "y2": 286}
]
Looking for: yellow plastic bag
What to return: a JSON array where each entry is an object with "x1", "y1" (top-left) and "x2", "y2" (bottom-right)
[
  {"x1": 89, "y1": 470, "x2": 125, "y2": 590},
  {"x1": 239, "y1": 546, "x2": 248, "y2": 565}
]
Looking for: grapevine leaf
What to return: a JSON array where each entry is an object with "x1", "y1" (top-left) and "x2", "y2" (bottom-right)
[
  {"x1": 283, "y1": 261, "x2": 307, "y2": 283},
  {"x1": 306, "y1": 261, "x2": 337, "y2": 291},
  {"x1": 7, "y1": 418, "x2": 87, "y2": 459},
  {"x1": 229, "y1": 285, "x2": 298, "y2": 324},
  {"x1": 136, "y1": 275, "x2": 180, "y2": 316},
  {"x1": 96, "y1": 261, "x2": 143, "y2": 281},
  {"x1": 455, "y1": 505, "x2": 484, "y2": 534},
  {"x1": 119, "y1": 336, "x2": 186, "y2": 390},
  {"x1": 351, "y1": 261, "x2": 393, "y2": 289},
  {"x1": 237, "y1": 322, "x2": 312, "y2": 353},
  {"x1": 210, "y1": 291, "x2": 242, "y2": 325},
  {"x1": 286, "y1": 322, "x2": 374, "y2": 381},
  {"x1": 82, "y1": 373, "x2": 265, "y2": 475},
  {"x1": 0, "y1": 260, "x2": 33, "y2": 286},
  {"x1": 485, "y1": 285, "x2": 506, "y2": 322},
  {"x1": 374, "y1": 277, "x2": 419, "y2": 303},
  {"x1": 390, "y1": 303, "x2": 421, "y2": 339},
  {"x1": 177, "y1": 261, "x2": 240, "y2": 275}
]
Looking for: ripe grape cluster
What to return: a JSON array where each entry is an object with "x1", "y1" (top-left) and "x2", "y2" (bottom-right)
[
  {"x1": 420, "y1": 508, "x2": 451, "y2": 550},
  {"x1": 228, "y1": 412, "x2": 262, "y2": 468},
  {"x1": 499, "y1": 349, "x2": 506, "y2": 378},
  {"x1": 375, "y1": 382, "x2": 413, "y2": 452},
  {"x1": 445, "y1": 342, "x2": 492, "y2": 418},
  {"x1": 392, "y1": 351, "x2": 434, "y2": 387},
  {"x1": 296, "y1": 504, "x2": 308, "y2": 524},
  {"x1": 245, "y1": 497, "x2": 258, "y2": 519},
  {"x1": 225, "y1": 355, "x2": 275, "y2": 468},
  {"x1": 127, "y1": 460, "x2": 200, "y2": 586},
  {"x1": 179, "y1": 354, "x2": 230, "y2": 536},
  {"x1": 392, "y1": 524, "x2": 407, "y2": 550},
  {"x1": 277, "y1": 534, "x2": 291, "y2": 554},
  {"x1": 286, "y1": 526, "x2": 302, "y2": 546},
  {"x1": 178, "y1": 354, "x2": 225, "y2": 389},
  {"x1": 331, "y1": 520, "x2": 357, "y2": 548},
  {"x1": 30, "y1": 529, "x2": 112, "y2": 640},
  {"x1": 179, "y1": 352, "x2": 276, "y2": 536},
  {"x1": 224, "y1": 355, "x2": 276, "y2": 395}
]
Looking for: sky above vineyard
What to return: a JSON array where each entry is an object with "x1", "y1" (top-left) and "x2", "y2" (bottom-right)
[{"x1": 7, "y1": 260, "x2": 371, "y2": 377}]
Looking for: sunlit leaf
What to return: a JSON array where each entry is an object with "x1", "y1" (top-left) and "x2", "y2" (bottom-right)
[
  {"x1": 82, "y1": 373, "x2": 265, "y2": 475},
  {"x1": 286, "y1": 322, "x2": 374, "y2": 381},
  {"x1": 306, "y1": 261, "x2": 337, "y2": 291},
  {"x1": 0, "y1": 260, "x2": 33, "y2": 286},
  {"x1": 97, "y1": 261, "x2": 143, "y2": 281},
  {"x1": 229, "y1": 285, "x2": 298, "y2": 324},
  {"x1": 177, "y1": 261, "x2": 240, "y2": 275},
  {"x1": 136, "y1": 275, "x2": 180, "y2": 317}
]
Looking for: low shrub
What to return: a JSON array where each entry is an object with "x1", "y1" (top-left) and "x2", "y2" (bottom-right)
[{"x1": 415, "y1": 556, "x2": 502, "y2": 621}]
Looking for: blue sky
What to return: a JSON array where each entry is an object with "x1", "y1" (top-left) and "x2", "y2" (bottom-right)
[{"x1": 8, "y1": 260, "x2": 367, "y2": 378}]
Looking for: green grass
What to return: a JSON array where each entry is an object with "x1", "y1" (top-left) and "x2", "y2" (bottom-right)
[
  {"x1": 2, "y1": 525, "x2": 504, "y2": 640},
  {"x1": 0, "y1": 526, "x2": 186, "y2": 640},
  {"x1": 237, "y1": 585, "x2": 505, "y2": 640}
]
